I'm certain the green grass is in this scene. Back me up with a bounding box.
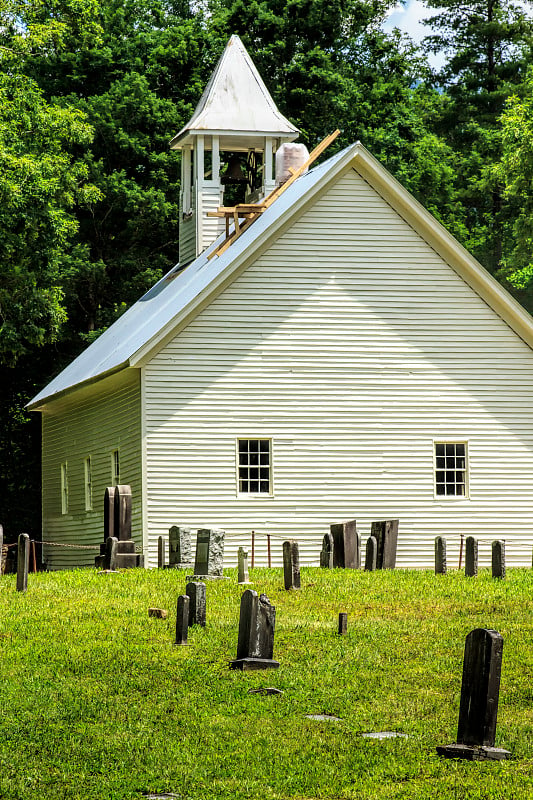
[1,567,533,799]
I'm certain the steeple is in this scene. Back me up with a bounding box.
[171,35,299,265]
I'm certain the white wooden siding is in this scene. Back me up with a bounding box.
[179,194,196,266]
[199,187,225,252]
[41,370,142,569]
[143,167,533,569]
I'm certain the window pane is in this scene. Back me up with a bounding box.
[239,440,248,453]
[260,481,270,492]
[250,452,259,465]
[260,440,269,452]
[435,444,445,457]
[250,440,259,452]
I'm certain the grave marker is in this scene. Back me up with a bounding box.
[435,536,447,575]
[113,485,132,540]
[365,536,377,571]
[330,520,360,568]
[230,589,279,670]
[169,526,192,569]
[237,547,250,584]
[283,540,300,590]
[175,595,190,645]
[104,536,118,571]
[193,528,225,577]
[320,532,334,568]
[104,486,116,539]
[465,536,478,577]
[16,533,30,592]
[157,536,165,569]
[370,520,399,569]
[338,612,348,635]
[186,581,206,627]
[0,524,3,575]
[437,628,510,760]
[492,540,505,579]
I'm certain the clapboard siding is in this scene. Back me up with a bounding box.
[143,167,533,569]
[41,370,142,569]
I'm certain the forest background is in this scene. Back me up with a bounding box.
[0,0,532,540]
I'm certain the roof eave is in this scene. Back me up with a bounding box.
[27,359,131,411]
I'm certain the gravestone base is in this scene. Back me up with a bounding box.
[186,574,228,582]
[436,744,510,761]
[229,657,280,671]
[164,563,193,571]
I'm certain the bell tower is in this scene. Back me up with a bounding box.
[170,35,299,265]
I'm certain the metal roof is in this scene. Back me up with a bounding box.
[170,35,299,149]
[28,145,355,409]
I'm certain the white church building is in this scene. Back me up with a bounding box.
[29,36,533,570]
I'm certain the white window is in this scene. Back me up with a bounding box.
[111,449,120,485]
[237,439,271,494]
[84,456,92,511]
[61,462,69,514]
[435,442,468,497]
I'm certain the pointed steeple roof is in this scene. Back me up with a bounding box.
[170,35,299,149]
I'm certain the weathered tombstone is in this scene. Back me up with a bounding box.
[492,540,505,579]
[364,535,377,571]
[465,536,478,577]
[186,581,206,627]
[175,595,190,645]
[104,486,116,539]
[113,484,132,540]
[437,628,510,760]
[370,520,399,569]
[435,536,447,575]
[237,546,250,584]
[330,520,360,569]
[283,539,301,590]
[168,526,192,569]
[193,528,225,577]
[338,612,348,635]
[157,536,165,569]
[16,533,30,592]
[104,536,118,571]
[230,589,279,670]
[320,532,334,568]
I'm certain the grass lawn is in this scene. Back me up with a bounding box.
[1,566,533,799]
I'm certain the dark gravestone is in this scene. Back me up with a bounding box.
[193,528,225,577]
[104,486,116,539]
[465,536,478,577]
[364,536,377,571]
[0,524,3,575]
[435,536,447,575]
[175,595,190,645]
[370,520,399,569]
[97,486,142,569]
[492,540,506,579]
[320,532,334,568]
[230,589,279,670]
[237,546,250,584]
[104,537,118,571]
[186,581,206,627]
[168,526,192,569]
[157,536,165,569]
[283,540,300,590]
[437,628,510,760]
[16,533,30,592]
[113,485,132,541]
[330,521,360,568]
[338,612,348,635]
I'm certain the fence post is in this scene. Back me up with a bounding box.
[458,534,464,570]
[267,534,271,568]
[251,530,255,569]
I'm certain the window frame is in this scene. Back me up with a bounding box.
[433,440,469,499]
[236,438,273,497]
[60,461,69,515]
[84,456,93,511]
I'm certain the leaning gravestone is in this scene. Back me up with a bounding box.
[364,536,377,571]
[96,486,143,569]
[320,532,334,568]
[437,628,510,760]
[465,536,478,577]
[370,520,399,569]
[230,589,279,670]
[16,533,30,593]
[435,536,447,575]
[492,540,505,579]
[168,526,193,570]
[186,581,206,627]
[238,546,250,584]
[330,521,360,568]
[175,595,190,646]
[191,528,225,578]
[283,540,300,590]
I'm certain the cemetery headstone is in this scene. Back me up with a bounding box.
[158,536,165,569]
[338,612,348,635]
[320,532,334,568]
[283,540,301,590]
[175,595,190,645]
[16,533,30,592]
[238,546,250,584]
[96,485,143,569]
[168,526,192,569]
[113,485,132,540]
[230,589,279,670]
[104,486,116,539]
[370,520,399,569]
[186,581,206,627]
[364,536,377,571]
[492,540,505,579]
[104,536,118,571]
[192,528,225,577]
[437,628,510,760]
[465,536,478,577]
[435,536,447,575]
[330,520,360,568]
